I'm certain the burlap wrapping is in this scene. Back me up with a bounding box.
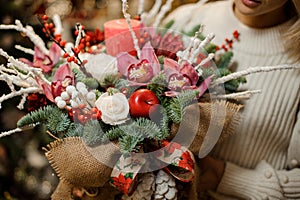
[45,100,242,200]
[44,137,121,199]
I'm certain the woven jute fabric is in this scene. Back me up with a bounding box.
[44,137,121,199]
[45,100,242,199]
[170,100,242,155]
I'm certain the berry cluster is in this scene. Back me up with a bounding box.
[216,30,240,52]
[54,82,101,124]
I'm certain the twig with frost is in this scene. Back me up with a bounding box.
[141,0,162,25]
[53,14,63,35]
[138,0,145,15]
[153,0,174,27]
[0,20,49,55]
[122,0,141,59]
[211,64,300,87]
[0,48,50,85]
[14,45,35,55]
[0,126,36,138]
[188,33,215,63]
[75,23,85,48]
[17,93,28,110]
[214,90,261,100]
[0,87,42,107]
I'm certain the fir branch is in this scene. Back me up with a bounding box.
[82,120,105,145]
[167,90,198,123]
[100,74,120,89]
[158,109,171,140]
[215,51,233,69]
[102,127,123,141]
[147,72,166,100]
[119,135,142,154]
[17,105,73,137]
[72,68,99,89]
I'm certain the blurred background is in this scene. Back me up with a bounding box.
[0,0,200,199]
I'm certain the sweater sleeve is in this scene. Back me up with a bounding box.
[217,161,284,200]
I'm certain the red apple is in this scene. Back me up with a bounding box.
[129,89,160,118]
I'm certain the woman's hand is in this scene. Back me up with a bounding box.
[198,156,225,192]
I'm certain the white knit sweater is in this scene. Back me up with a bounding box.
[164,1,300,199]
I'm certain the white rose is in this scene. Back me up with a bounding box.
[95,92,129,125]
[83,53,118,82]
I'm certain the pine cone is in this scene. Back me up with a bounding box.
[122,172,155,200]
[153,170,178,200]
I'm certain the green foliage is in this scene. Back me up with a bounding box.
[72,68,99,89]
[147,72,166,101]
[100,74,120,89]
[102,118,161,153]
[167,90,198,123]
[17,105,73,137]
[215,51,234,69]
[160,20,175,35]
[81,120,105,145]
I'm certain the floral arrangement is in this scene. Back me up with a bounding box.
[0,0,297,199]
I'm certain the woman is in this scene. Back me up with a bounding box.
[164,0,300,199]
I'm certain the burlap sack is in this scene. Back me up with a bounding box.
[44,137,121,199]
[45,100,242,200]
[170,100,242,155]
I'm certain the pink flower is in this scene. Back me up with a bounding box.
[117,42,160,84]
[163,57,212,97]
[37,63,74,102]
[20,43,61,73]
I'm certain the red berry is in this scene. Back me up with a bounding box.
[42,15,48,21]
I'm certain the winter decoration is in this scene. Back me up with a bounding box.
[0,0,299,199]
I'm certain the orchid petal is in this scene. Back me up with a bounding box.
[197,76,213,97]
[53,63,74,83]
[35,78,54,102]
[49,43,61,65]
[163,57,180,78]
[180,61,199,85]
[117,52,139,76]
[140,42,160,75]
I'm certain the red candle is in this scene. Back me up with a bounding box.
[104,19,142,57]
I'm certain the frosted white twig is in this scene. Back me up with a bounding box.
[0,126,36,138]
[138,0,145,15]
[0,87,42,106]
[0,20,49,55]
[53,14,63,35]
[214,90,261,100]
[0,128,24,138]
[75,23,85,48]
[17,93,28,110]
[14,45,35,55]
[153,0,174,27]
[0,48,51,85]
[141,0,162,25]
[122,0,141,59]
[211,64,300,87]
[188,33,214,63]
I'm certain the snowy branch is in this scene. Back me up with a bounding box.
[0,20,49,55]
[122,0,141,59]
[211,64,300,87]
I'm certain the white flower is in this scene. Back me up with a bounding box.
[83,53,118,82]
[95,92,129,125]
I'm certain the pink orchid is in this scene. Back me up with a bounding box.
[117,42,160,84]
[37,63,74,102]
[20,43,61,73]
[163,57,212,97]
